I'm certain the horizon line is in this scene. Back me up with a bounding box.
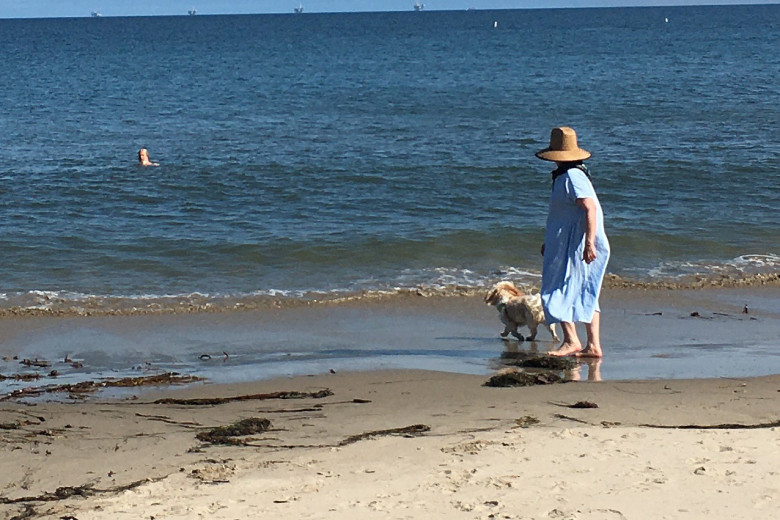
[1,2,778,20]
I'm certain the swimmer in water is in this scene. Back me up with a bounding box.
[138,148,159,166]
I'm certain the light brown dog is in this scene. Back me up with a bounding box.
[484,281,559,342]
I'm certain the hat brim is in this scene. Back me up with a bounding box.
[535,148,591,162]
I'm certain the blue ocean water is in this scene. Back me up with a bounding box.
[1,5,778,313]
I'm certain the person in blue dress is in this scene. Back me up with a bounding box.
[536,127,610,358]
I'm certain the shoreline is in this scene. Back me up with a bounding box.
[0,271,777,318]
[2,369,779,519]
[2,284,779,396]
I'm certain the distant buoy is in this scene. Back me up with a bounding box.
[493,21,498,28]
[665,17,669,23]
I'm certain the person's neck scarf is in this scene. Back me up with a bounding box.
[551,162,590,189]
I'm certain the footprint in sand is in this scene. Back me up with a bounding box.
[548,508,627,519]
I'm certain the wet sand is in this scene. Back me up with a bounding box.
[1,285,779,388]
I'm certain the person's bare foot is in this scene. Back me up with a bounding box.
[574,345,603,358]
[548,342,582,357]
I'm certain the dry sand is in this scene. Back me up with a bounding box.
[2,369,779,520]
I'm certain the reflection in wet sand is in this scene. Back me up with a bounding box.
[566,359,602,382]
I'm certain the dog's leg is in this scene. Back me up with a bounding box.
[520,306,537,341]
[510,324,525,341]
[503,327,524,341]
[526,323,538,341]
[500,310,516,339]
[547,323,559,342]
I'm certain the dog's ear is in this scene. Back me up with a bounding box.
[484,288,498,305]
[509,285,524,298]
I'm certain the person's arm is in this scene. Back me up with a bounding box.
[576,197,598,263]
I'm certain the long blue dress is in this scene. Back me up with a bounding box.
[541,167,610,324]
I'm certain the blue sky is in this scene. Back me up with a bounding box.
[0,0,775,18]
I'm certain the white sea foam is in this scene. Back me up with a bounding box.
[733,254,779,269]
[636,253,779,281]
[0,253,776,317]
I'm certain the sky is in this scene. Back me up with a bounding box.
[0,0,776,18]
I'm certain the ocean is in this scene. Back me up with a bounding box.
[0,5,778,389]
[1,4,778,313]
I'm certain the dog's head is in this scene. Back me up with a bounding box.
[484,281,525,306]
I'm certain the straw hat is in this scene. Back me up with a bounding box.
[535,126,591,162]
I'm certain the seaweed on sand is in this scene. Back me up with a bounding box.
[0,479,162,508]
[0,372,202,401]
[0,373,42,382]
[338,424,430,446]
[196,418,272,445]
[571,400,599,409]
[154,389,333,405]
[20,359,51,368]
[642,419,780,430]
[484,370,565,387]
[514,416,540,428]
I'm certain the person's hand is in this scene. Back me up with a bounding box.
[583,241,597,263]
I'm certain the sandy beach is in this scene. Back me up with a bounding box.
[2,369,779,520]
[1,284,779,519]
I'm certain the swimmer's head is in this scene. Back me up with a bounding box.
[138,148,159,166]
